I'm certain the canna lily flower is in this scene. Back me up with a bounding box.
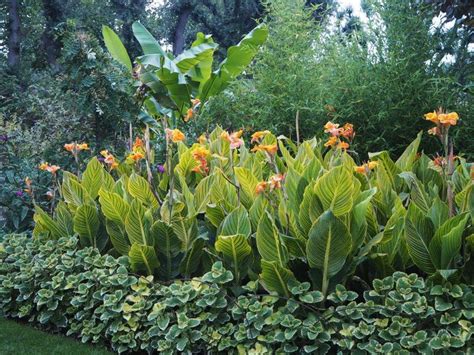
[192,161,209,175]
[165,128,185,143]
[64,143,75,152]
[132,137,144,151]
[251,130,271,143]
[255,181,268,194]
[324,136,338,147]
[341,123,355,140]
[128,151,145,162]
[191,98,201,107]
[439,112,459,126]
[46,165,61,174]
[100,149,109,157]
[64,142,89,153]
[324,121,341,136]
[192,146,210,161]
[103,152,119,170]
[428,127,440,136]
[184,108,194,122]
[269,174,284,191]
[251,144,278,155]
[337,141,349,150]
[221,130,244,149]
[77,143,89,150]
[354,161,378,174]
[424,111,439,123]
[39,162,49,171]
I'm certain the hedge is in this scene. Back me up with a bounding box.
[1,234,474,354]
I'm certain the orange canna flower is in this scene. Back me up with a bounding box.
[428,127,440,136]
[191,98,201,107]
[439,112,459,126]
[64,143,75,152]
[220,131,230,141]
[251,130,271,143]
[367,161,378,170]
[255,181,268,194]
[222,130,244,149]
[24,177,32,187]
[128,151,145,162]
[324,136,338,147]
[103,153,119,170]
[192,161,209,175]
[46,165,60,174]
[354,161,377,174]
[269,174,284,191]
[39,162,49,171]
[341,123,355,139]
[424,111,439,123]
[133,137,144,151]
[252,144,278,155]
[165,128,185,143]
[192,146,210,161]
[337,141,350,150]
[100,149,109,157]
[324,121,341,136]
[184,108,194,122]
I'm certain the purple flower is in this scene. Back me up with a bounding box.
[97,156,105,163]
[157,164,165,174]
[15,190,24,197]
[0,134,8,142]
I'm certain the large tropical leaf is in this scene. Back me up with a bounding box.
[194,175,214,214]
[256,212,288,266]
[125,200,153,246]
[175,42,218,77]
[234,167,259,209]
[351,188,377,251]
[129,242,160,275]
[73,204,100,248]
[199,24,268,101]
[102,25,132,71]
[405,203,436,274]
[298,181,322,237]
[215,234,252,281]
[62,173,93,208]
[81,157,104,200]
[128,173,158,208]
[106,220,130,255]
[33,206,67,239]
[98,189,130,224]
[429,213,469,270]
[306,211,352,295]
[179,238,205,276]
[151,220,182,279]
[395,131,422,171]
[132,21,166,56]
[259,260,296,297]
[399,172,432,214]
[219,205,251,237]
[314,166,354,216]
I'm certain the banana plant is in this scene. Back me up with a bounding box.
[102,21,268,124]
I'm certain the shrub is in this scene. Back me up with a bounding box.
[1,234,474,353]
[31,119,474,295]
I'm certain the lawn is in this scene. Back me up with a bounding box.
[0,318,113,355]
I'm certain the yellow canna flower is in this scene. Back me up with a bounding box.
[165,128,185,143]
[128,151,145,162]
[251,130,271,143]
[354,161,377,175]
[192,146,210,161]
[251,144,278,155]
[184,108,194,122]
[132,137,144,151]
[439,112,459,126]
[324,136,338,147]
[337,141,349,150]
[39,162,49,171]
[424,111,439,123]
[198,134,207,145]
[255,181,268,194]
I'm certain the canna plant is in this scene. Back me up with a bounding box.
[32,114,473,297]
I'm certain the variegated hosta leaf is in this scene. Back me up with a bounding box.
[256,212,288,267]
[234,167,259,209]
[128,173,158,209]
[429,213,469,270]
[314,166,354,217]
[128,242,160,275]
[219,205,251,237]
[73,204,100,248]
[215,234,252,281]
[259,260,296,297]
[405,203,435,274]
[125,200,153,246]
[306,211,352,293]
[98,189,130,224]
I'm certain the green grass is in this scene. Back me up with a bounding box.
[0,318,113,355]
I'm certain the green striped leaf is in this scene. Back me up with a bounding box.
[125,200,153,246]
[259,260,296,297]
[129,243,159,275]
[98,189,130,224]
[73,205,100,248]
[128,173,158,208]
[314,166,354,216]
[82,157,104,200]
[215,234,252,281]
[219,205,251,237]
[256,212,288,266]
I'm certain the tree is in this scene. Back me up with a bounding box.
[6,0,21,73]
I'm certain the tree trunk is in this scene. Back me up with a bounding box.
[7,0,21,73]
[41,0,62,71]
[173,7,192,55]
